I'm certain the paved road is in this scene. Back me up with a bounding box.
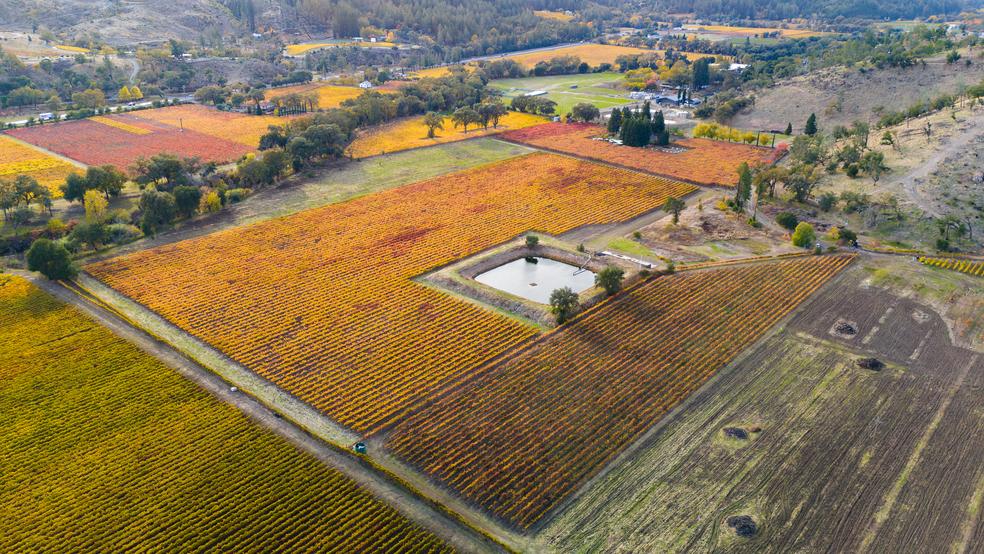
[8,101,155,126]
[122,57,140,83]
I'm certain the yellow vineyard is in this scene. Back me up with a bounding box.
[503,44,706,68]
[0,277,454,553]
[91,116,152,135]
[345,111,549,158]
[129,105,283,148]
[0,136,80,197]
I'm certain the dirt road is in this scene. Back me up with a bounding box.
[884,114,984,217]
[13,271,508,554]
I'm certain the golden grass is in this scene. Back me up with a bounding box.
[345,111,549,158]
[411,65,476,79]
[501,44,706,68]
[534,10,573,20]
[312,85,372,108]
[286,42,397,55]
[264,83,324,98]
[266,84,385,109]
[683,25,822,38]
[56,45,90,52]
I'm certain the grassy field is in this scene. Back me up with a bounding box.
[0,276,454,553]
[538,259,984,552]
[61,139,534,259]
[534,10,573,20]
[489,73,632,114]
[683,24,823,38]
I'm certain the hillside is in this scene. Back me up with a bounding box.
[731,53,984,133]
[0,0,241,45]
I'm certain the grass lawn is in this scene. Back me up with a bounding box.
[729,37,781,45]
[605,237,655,258]
[490,73,632,115]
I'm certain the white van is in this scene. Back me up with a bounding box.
[39,113,54,122]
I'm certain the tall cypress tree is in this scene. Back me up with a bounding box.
[652,110,665,136]
[805,113,817,136]
[736,162,752,207]
[607,108,622,135]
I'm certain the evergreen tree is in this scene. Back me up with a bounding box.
[607,108,622,135]
[652,110,665,136]
[805,113,817,136]
[642,100,651,120]
[692,58,711,89]
[784,122,792,135]
[736,162,752,207]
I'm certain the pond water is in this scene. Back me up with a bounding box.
[474,256,595,304]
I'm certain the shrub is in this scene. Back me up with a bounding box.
[632,231,642,239]
[846,164,859,178]
[107,223,141,245]
[791,222,816,247]
[526,235,539,249]
[26,238,78,280]
[576,243,585,252]
[775,211,798,230]
[837,228,858,244]
[937,238,950,251]
[818,191,837,212]
[595,265,626,296]
[103,209,133,225]
[227,188,251,203]
[665,261,676,273]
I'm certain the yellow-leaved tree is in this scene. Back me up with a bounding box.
[129,86,143,100]
[84,190,108,220]
[118,86,131,102]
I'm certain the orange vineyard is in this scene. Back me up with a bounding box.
[87,153,698,433]
[501,122,771,187]
[386,255,855,529]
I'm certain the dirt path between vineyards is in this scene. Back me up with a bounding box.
[12,270,510,554]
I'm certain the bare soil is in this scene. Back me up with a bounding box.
[732,53,984,133]
[636,198,799,263]
[538,256,984,553]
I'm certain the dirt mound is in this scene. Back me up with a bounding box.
[723,427,748,440]
[836,323,856,335]
[640,199,757,247]
[857,358,885,371]
[726,515,758,538]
